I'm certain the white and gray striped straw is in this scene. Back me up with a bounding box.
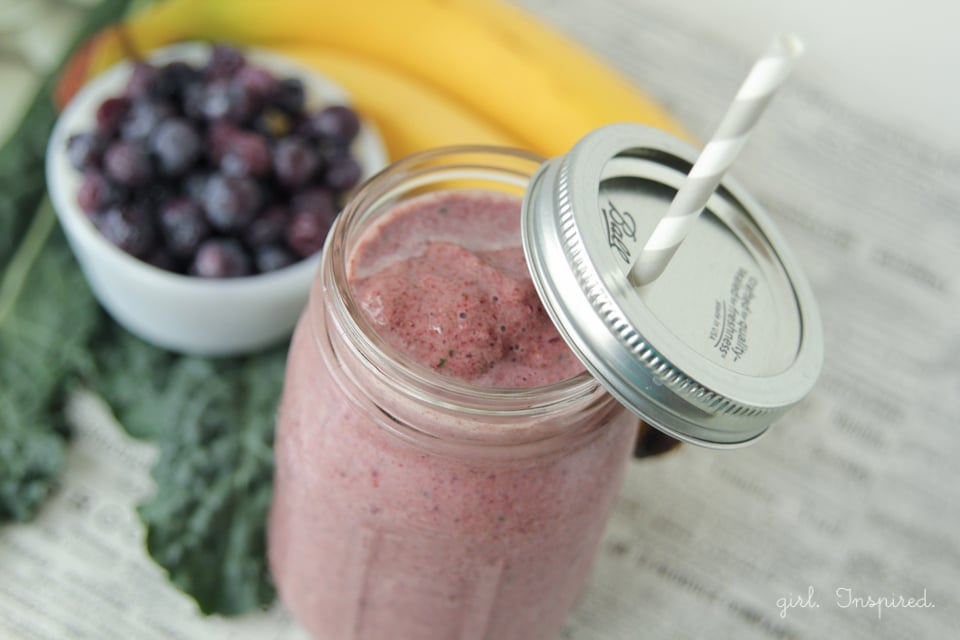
[630,34,805,287]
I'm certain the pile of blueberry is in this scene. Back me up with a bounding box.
[65,44,364,278]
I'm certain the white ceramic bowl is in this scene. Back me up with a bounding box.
[47,42,388,356]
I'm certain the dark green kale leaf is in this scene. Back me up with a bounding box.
[1,0,285,614]
[94,327,286,615]
[0,204,101,522]
[0,107,54,262]
[0,61,58,261]
[0,0,133,257]
[0,0,134,523]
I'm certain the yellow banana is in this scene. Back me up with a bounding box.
[276,45,524,158]
[72,0,688,158]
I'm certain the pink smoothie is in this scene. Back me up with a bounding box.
[269,190,637,640]
[349,191,584,387]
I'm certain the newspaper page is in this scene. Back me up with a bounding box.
[2,1,958,639]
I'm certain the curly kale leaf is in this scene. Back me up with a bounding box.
[0,0,134,524]
[0,419,67,523]
[94,327,286,614]
[0,0,133,255]
[0,0,285,614]
[0,204,100,522]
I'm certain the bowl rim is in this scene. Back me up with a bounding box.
[46,40,389,293]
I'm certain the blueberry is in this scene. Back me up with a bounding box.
[268,77,305,115]
[234,63,277,101]
[202,173,262,231]
[206,122,241,165]
[182,81,207,120]
[219,129,272,177]
[121,97,175,141]
[95,203,156,258]
[273,137,319,188]
[76,170,121,214]
[183,171,211,202]
[125,62,160,99]
[153,61,203,100]
[309,105,360,144]
[253,244,296,273]
[324,155,363,192]
[180,170,211,203]
[103,139,153,187]
[145,249,180,273]
[286,210,332,258]
[198,79,255,123]
[191,238,252,278]
[290,187,335,218]
[159,198,210,258]
[95,96,130,135]
[244,205,288,246]
[66,132,105,171]
[206,44,246,79]
[150,118,202,176]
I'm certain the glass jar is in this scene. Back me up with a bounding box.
[268,147,639,640]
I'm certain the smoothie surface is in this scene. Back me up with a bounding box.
[349,190,585,387]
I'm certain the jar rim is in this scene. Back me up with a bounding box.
[319,145,603,421]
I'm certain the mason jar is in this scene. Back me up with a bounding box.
[268,147,640,640]
[269,123,823,639]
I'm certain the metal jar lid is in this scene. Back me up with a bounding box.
[522,123,822,448]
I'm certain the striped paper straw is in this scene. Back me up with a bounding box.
[630,34,805,286]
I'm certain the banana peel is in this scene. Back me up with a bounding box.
[56,0,690,159]
[274,46,524,160]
